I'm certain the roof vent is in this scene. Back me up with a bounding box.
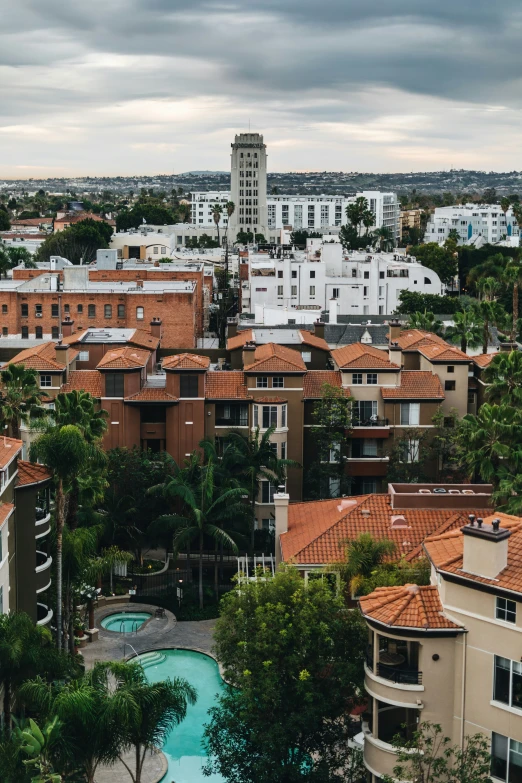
[361,508,371,518]
[337,498,356,513]
[391,515,408,529]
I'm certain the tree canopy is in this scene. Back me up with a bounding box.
[35,219,113,264]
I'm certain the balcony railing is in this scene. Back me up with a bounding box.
[349,448,387,459]
[376,663,422,685]
[353,417,389,427]
[216,417,248,427]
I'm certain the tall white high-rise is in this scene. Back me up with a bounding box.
[229,133,268,238]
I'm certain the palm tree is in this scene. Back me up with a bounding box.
[501,258,522,341]
[407,310,443,335]
[343,533,396,596]
[373,226,394,251]
[103,661,196,783]
[151,458,245,608]
[458,404,522,486]
[225,427,300,547]
[468,255,505,296]
[212,204,223,247]
[473,299,505,354]
[0,363,45,439]
[362,210,374,237]
[485,351,522,405]
[445,309,482,354]
[30,426,99,650]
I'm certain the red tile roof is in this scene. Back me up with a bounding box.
[227,330,253,350]
[395,330,447,350]
[299,330,329,351]
[0,437,23,469]
[424,514,522,595]
[7,343,65,371]
[97,347,150,369]
[205,371,251,399]
[162,353,211,370]
[247,343,306,372]
[253,396,287,403]
[128,329,161,350]
[471,352,496,368]
[281,493,491,565]
[0,503,14,526]
[303,371,351,398]
[125,388,178,402]
[61,370,103,397]
[381,371,445,400]
[418,343,470,362]
[331,343,400,370]
[17,460,52,486]
[359,584,462,630]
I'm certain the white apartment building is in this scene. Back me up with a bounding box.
[425,204,520,246]
[241,239,443,316]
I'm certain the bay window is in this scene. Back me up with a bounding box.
[494,656,522,710]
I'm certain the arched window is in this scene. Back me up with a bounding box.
[424,277,432,285]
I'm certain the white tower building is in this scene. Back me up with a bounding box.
[229,133,268,239]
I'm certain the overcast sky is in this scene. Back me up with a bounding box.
[2,0,522,177]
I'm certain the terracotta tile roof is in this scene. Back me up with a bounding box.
[61,370,103,397]
[0,437,23,469]
[281,493,491,565]
[359,584,463,630]
[125,388,178,402]
[162,353,210,370]
[205,371,251,399]
[303,370,351,398]
[17,460,52,486]
[96,347,150,370]
[60,331,87,345]
[7,343,64,371]
[247,343,307,373]
[424,514,522,595]
[0,503,14,526]
[299,330,329,351]
[381,371,445,400]
[418,343,470,362]
[253,396,288,403]
[471,352,496,368]
[395,330,447,350]
[227,330,253,350]
[128,329,161,350]
[331,343,400,370]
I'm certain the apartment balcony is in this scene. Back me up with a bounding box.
[363,702,421,779]
[348,448,389,462]
[36,602,53,626]
[35,549,52,592]
[35,506,51,539]
[365,647,424,698]
[351,418,390,439]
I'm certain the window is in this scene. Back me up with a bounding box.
[2,328,8,337]
[379,271,385,279]
[35,304,42,315]
[40,375,52,387]
[216,404,248,427]
[77,304,83,313]
[51,304,59,317]
[262,406,277,428]
[494,656,522,709]
[445,380,456,391]
[273,377,284,388]
[180,375,199,397]
[1,305,6,314]
[497,597,517,624]
[277,270,283,278]
[309,286,315,296]
[491,733,522,783]
[21,304,28,317]
[277,285,283,296]
[302,351,311,363]
[64,304,70,313]
[256,376,268,388]
[88,304,96,318]
[282,404,287,427]
[364,271,370,279]
[362,439,378,457]
[261,481,275,504]
[379,286,384,297]
[51,326,59,339]
[352,373,363,385]
[400,403,420,425]
[104,304,112,319]
[400,439,420,463]
[447,365,455,373]
[363,286,369,296]
[424,277,432,284]
[291,270,297,279]
[332,288,339,298]
[136,307,144,320]
[310,270,315,279]
[35,326,42,339]
[354,400,377,424]
[105,373,124,397]
[329,445,340,463]
[281,442,286,460]
[351,268,357,278]
[367,373,378,385]
[291,286,297,296]
[118,305,125,318]
[21,326,29,338]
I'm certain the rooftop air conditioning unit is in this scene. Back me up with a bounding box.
[35,313,42,318]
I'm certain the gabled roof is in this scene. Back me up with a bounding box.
[60,331,88,345]
[128,329,161,351]
[331,343,400,370]
[97,347,150,370]
[17,460,52,486]
[303,370,351,398]
[0,437,23,469]
[7,343,66,371]
[281,493,491,565]
[162,353,211,370]
[227,329,253,350]
[471,352,496,368]
[125,388,178,403]
[418,343,470,363]
[424,514,522,595]
[298,330,329,351]
[246,343,307,373]
[205,371,251,400]
[61,370,103,397]
[359,584,463,631]
[395,330,447,350]
[381,371,445,400]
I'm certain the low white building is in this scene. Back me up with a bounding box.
[241,239,443,317]
[425,204,520,246]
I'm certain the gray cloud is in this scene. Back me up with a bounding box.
[1,0,522,175]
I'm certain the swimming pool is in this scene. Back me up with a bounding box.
[100,611,151,633]
[137,648,224,783]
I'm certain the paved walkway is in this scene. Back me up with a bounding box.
[96,748,167,783]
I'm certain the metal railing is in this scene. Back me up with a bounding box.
[376,663,423,685]
[352,417,389,427]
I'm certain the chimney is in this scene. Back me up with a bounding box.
[150,318,163,339]
[314,319,325,339]
[61,316,75,337]
[54,342,70,374]
[227,318,238,338]
[242,341,257,368]
[462,517,511,579]
[274,489,290,566]
[329,298,338,325]
[388,318,401,342]
[136,279,144,289]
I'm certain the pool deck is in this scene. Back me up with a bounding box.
[95,748,167,783]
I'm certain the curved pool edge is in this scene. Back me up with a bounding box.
[127,645,226,682]
[100,610,153,634]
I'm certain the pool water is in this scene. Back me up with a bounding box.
[100,611,151,632]
[137,648,224,783]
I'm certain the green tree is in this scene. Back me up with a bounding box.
[501,258,522,341]
[383,721,492,783]
[473,299,505,354]
[0,363,45,439]
[396,290,463,315]
[212,203,223,246]
[342,533,396,596]
[373,226,394,251]
[17,716,62,783]
[204,567,367,783]
[386,428,430,483]
[306,383,353,499]
[458,403,522,486]
[485,350,522,405]
[35,219,113,264]
[2,247,37,270]
[0,209,11,230]
[116,203,176,231]
[409,242,458,285]
[447,228,460,243]
[445,309,482,353]
[289,229,322,247]
[407,310,443,334]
